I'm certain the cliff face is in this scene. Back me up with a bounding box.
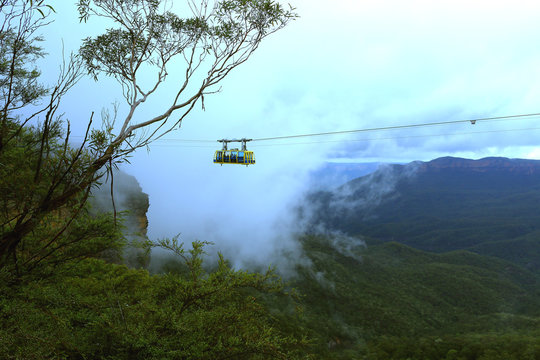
[91,171,149,234]
[90,170,150,267]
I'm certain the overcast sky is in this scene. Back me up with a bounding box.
[38,0,540,267]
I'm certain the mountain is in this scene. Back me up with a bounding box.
[305,157,540,272]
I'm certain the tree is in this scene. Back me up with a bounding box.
[0,122,127,276]
[0,240,310,359]
[0,0,296,268]
[1,0,48,151]
[0,0,95,270]
[76,0,296,158]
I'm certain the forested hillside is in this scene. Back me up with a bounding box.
[284,157,540,357]
[285,234,540,359]
[306,157,540,272]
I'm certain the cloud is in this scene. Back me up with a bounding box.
[525,148,540,160]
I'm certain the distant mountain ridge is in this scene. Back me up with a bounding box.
[306,156,540,272]
[418,156,540,174]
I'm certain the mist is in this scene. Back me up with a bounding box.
[328,163,420,215]
[125,140,334,272]
[124,140,415,274]
[34,0,540,273]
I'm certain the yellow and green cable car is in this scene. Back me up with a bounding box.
[213,139,255,166]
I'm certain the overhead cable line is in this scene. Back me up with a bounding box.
[151,126,540,148]
[72,111,540,144]
[156,138,215,143]
[250,112,540,142]
[251,126,540,147]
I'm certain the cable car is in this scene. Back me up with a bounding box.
[214,139,255,166]
[213,149,255,165]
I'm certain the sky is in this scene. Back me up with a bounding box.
[36,0,540,268]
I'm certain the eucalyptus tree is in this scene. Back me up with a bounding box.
[77,0,297,161]
[0,0,296,270]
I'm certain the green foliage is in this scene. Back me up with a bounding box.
[1,0,97,266]
[77,0,297,118]
[3,230,540,359]
[0,122,119,274]
[78,0,297,81]
[361,333,540,360]
[0,14,47,113]
[0,240,309,359]
[283,234,540,358]
[25,1,55,17]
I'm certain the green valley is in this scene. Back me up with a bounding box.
[286,234,540,358]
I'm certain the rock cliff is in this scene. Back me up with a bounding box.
[90,170,150,268]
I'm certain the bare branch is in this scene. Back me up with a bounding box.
[79,0,296,157]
